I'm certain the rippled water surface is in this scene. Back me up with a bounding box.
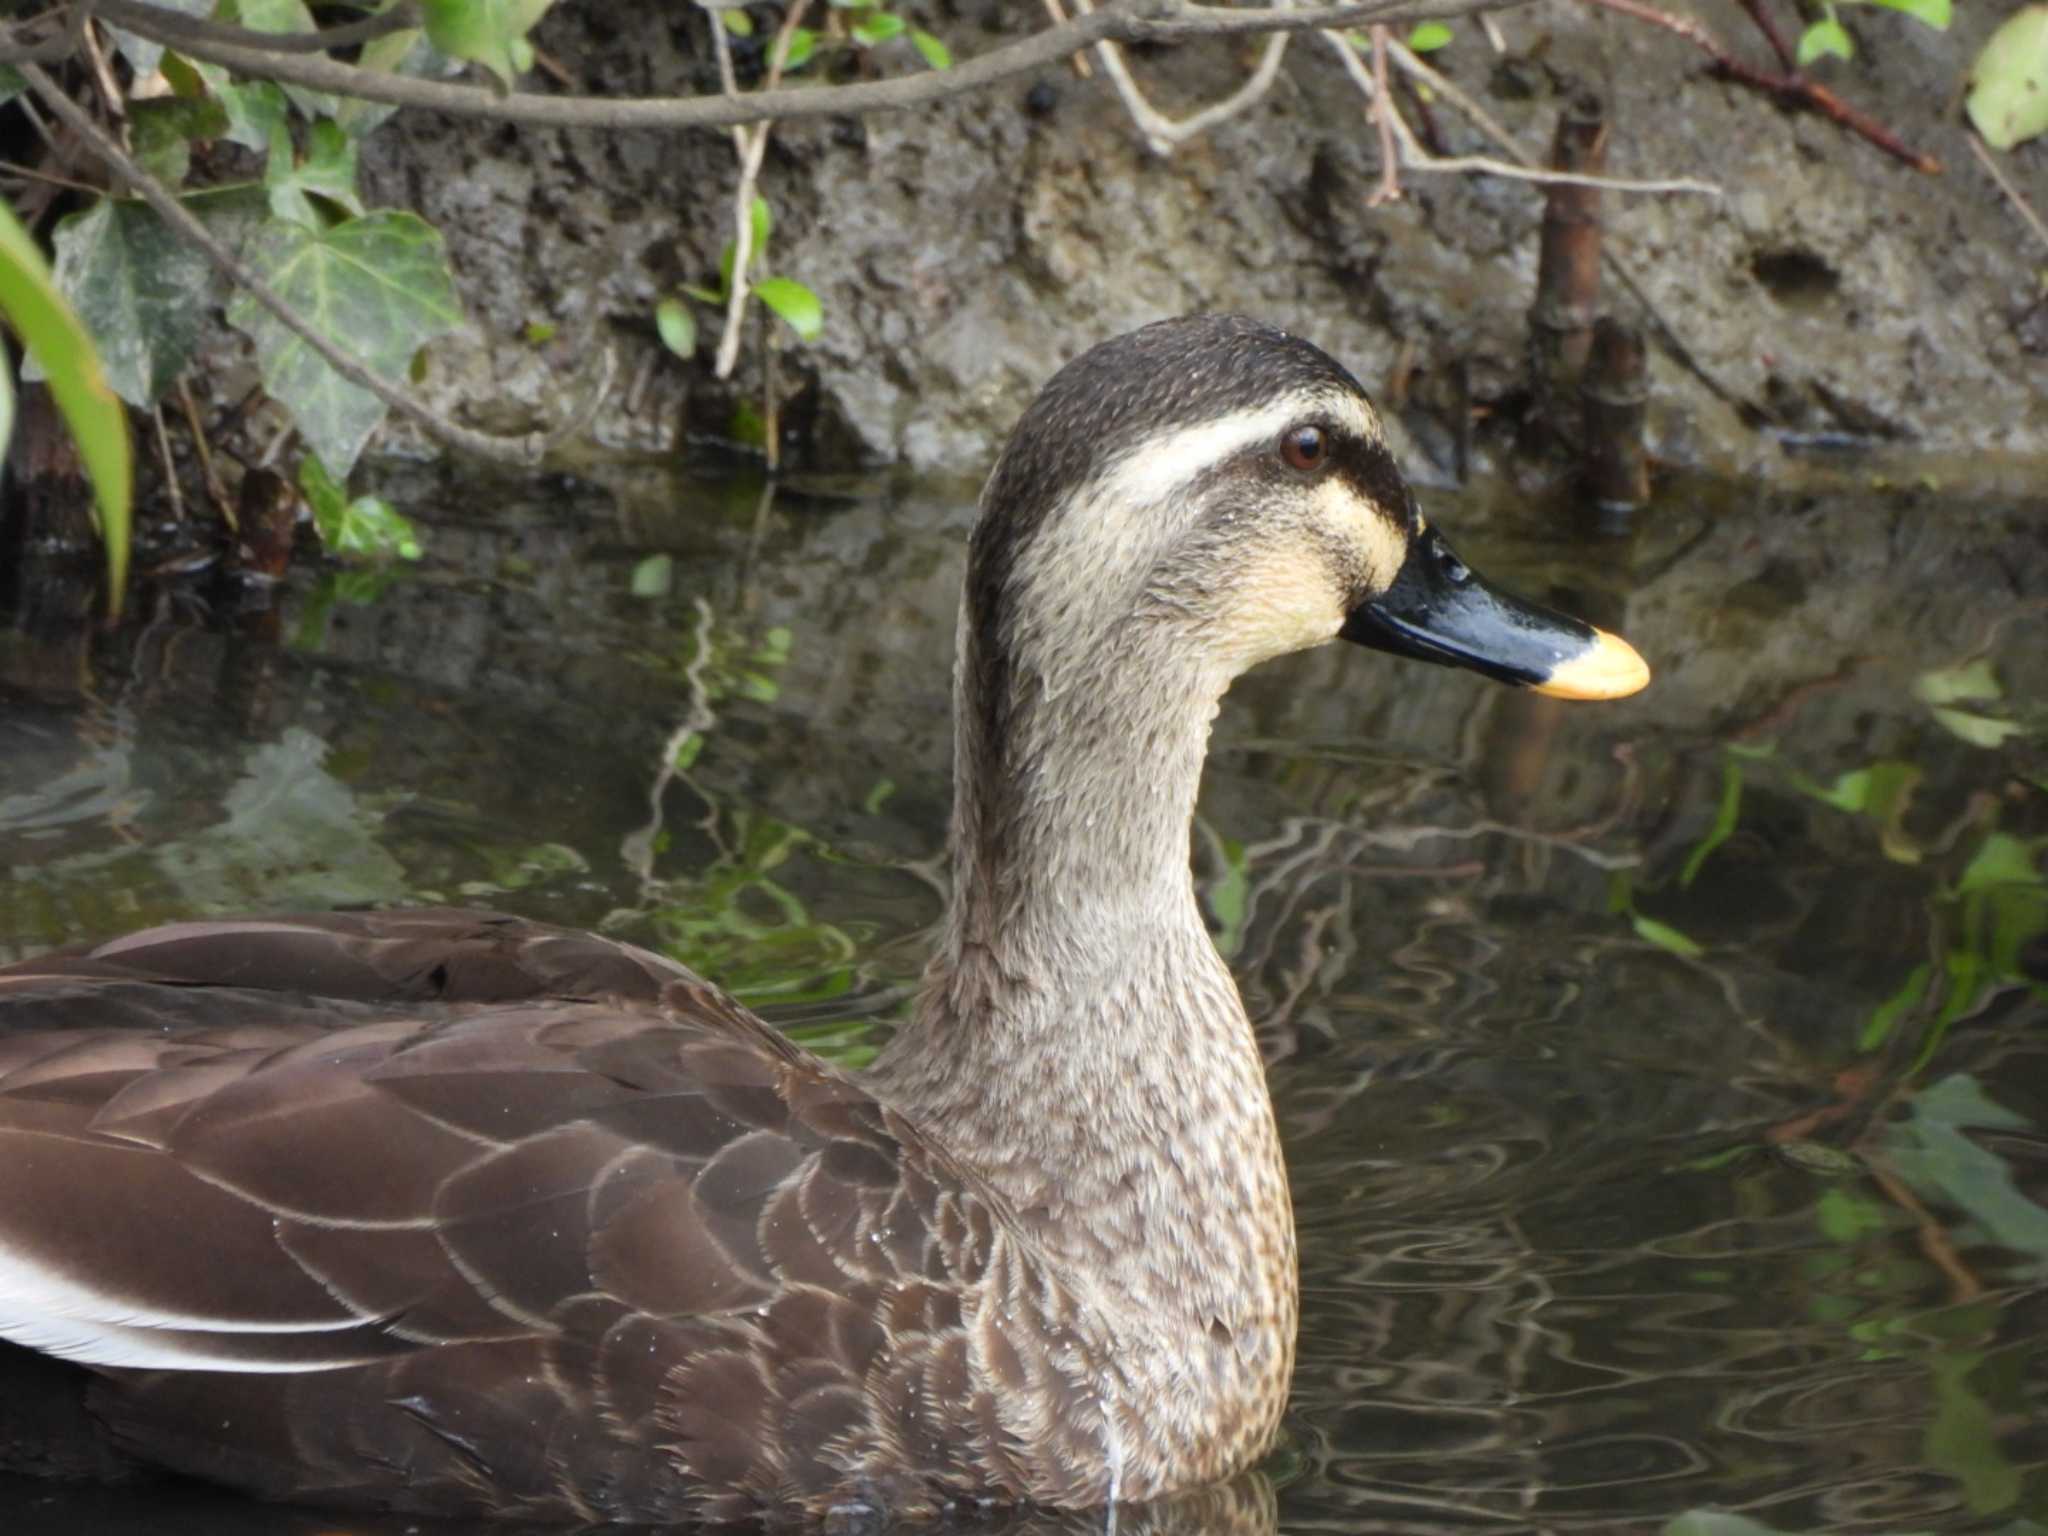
[1,461,2044,1536]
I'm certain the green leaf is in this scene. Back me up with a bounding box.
[333,26,445,138]
[1680,753,1744,887]
[0,65,22,107]
[1886,1073,2048,1270]
[909,28,953,69]
[106,0,212,77]
[1406,21,1453,51]
[655,296,696,358]
[129,95,232,185]
[749,194,773,255]
[1931,707,2027,749]
[630,552,674,597]
[1796,15,1854,65]
[298,454,423,560]
[266,118,366,228]
[1957,832,2042,894]
[1862,0,1950,29]
[420,0,554,89]
[718,197,774,294]
[37,199,211,406]
[851,11,907,46]
[782,27,819,69]
[1860,960,1930,1049]
[754,276,823,340]
[722,8,754,36]
[1633,914,1704,958]
[1967,6,2048,150]
[1915,656,2003,705]
[0,197,132,609]
[226,211,463,476]
[233,0,339,118]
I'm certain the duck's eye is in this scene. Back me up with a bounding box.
[1280,425,1327,474]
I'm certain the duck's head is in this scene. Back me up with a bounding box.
[968,314,1649,704]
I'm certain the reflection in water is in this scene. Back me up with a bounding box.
[0,463,2044,1534]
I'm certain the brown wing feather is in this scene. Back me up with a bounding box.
[0,911,1115,1523]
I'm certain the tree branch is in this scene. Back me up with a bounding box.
[15,58,541,466]
[93,0,1520,133]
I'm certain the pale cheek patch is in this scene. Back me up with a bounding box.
[1309,479,1406,594]
[1208,545,1347,668]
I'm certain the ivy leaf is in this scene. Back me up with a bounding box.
[754,276,823,340]
[233,0,339,119]
[421,0,554,90]
[334,27,447,137]
[655,296,696,357]
[226,211,463,476]
[0,198,131,609]
[1406,21,1453,51]
[1796,16,1854,65]
[1967,5,2048,150]
[909,28,952,69]
[299,454,424,560]
[266,118,365,228]
[36,199,211,406]
[129,95,231,185]
[106,0,212,77]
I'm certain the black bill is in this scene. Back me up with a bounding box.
[1341,524,1650,701]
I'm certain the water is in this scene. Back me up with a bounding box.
[0,461,2044,1535]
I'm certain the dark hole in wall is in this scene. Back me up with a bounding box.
[1750,248,1841,310]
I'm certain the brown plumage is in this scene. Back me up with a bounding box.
[0,317,1647,1525]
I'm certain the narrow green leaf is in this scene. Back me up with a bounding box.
[227,211,463,475]
[0,334,13,460]
[1862,0,1950,29]
[681,282,724,305]
[655,296,696,357]
[1860,961,1930,1049]
[1406,21,1453,51]
[1930,707,2027,749]
[754,276,822,340]
[1967,5,2048,150]
[851,11,907,46]
[0,198,132,609]
[1796,16,1854,65]
[1680,754,1744,888]
[782,27,819,69]
[1633,914,1705,958]
[750,195,773,256]
[909,28,953,69]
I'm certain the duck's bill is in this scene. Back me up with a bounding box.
[1340,526,1650,700]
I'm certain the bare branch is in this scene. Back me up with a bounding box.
[93,0,1520,133]
[1076,0,1291,156]
[14,59,540,466]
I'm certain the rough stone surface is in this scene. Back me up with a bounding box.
[356,2,2048,478]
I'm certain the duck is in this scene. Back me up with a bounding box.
[0,315,1648,1526]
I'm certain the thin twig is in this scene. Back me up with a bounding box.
[1076,0,1292,156]
[150,402,182,520]
[93,0,1519,132]
[711,0,811,381]
[1367,25,1400,204]
[16,60,540,466]
[1575,0,1939,172]
[1325,32,1721,195]
[1969,132,2048,254]
[1040,0,1094,77]
[175,378,235,526]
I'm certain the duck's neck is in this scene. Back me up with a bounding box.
[868,612,1296,1367]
